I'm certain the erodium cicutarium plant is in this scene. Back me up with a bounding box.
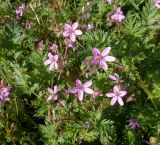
[1,0,160,144]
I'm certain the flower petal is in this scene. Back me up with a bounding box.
[118,15,125,22]
[113,86,119,93]
[70,88,78,93]
[100,60,108,71]
[111,15,117,21]
[111,97,117,105]
[44,59,52,65]
[49,62,54,70]
[109,74,118,81]
[54,85,58,94]
[106,93,115,97]
[92,48,100,56]
[63,31,70,37]
[74,30,82,35]
[53,55,58,61]
[84,88,94,94]
[104,56,116,62]
[76,80,82,86]
[48,88,54,94]
[83,81,92,88]
[64,24,71,30]
[48,52,53,58]
[119,91,127,97]
[47,95,53,101]
[72,22,78,30]
[78,90,84,101]
[70,33,76,42]
[54,62,58,70]
[54,95,58,100]
[101,47,111,56]
[118,97,124,106]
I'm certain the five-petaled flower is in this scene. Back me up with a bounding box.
[47,85,58,101]
[106,85,127,106]
[91,47,116,71]
[44,53,58,70]
[0,87,11,103]
[128,119,140,129]
[70,80,94,101]
[111,7,125,23]
[63,22,82,42]
[16,3,26,17]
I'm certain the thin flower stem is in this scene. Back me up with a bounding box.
[57,47,68,81]
[47,105,52,124]
[29,3,40,25]
[76,40,84,49]
[14,95,19,116]
[117,23,120,35]
[64,47,68,59]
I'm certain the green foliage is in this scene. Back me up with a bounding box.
[0,0,160,144]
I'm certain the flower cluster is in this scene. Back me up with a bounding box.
[43,3,126,104]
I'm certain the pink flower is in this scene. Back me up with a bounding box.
[16,3,25,17]
[0,87,11,103]
[86,23,94,31]
[47,85,58,101]
[91,47,116,71]
[111,7,125,23]
[92,91,103,99]
[128,119,140,129]
[63,22,82,42]
[44,53,58,70]
[109,73,120,82]
[106,86,127,106]
[49,43,58,52]
[70,80,94,101]
[155,0,160,8]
